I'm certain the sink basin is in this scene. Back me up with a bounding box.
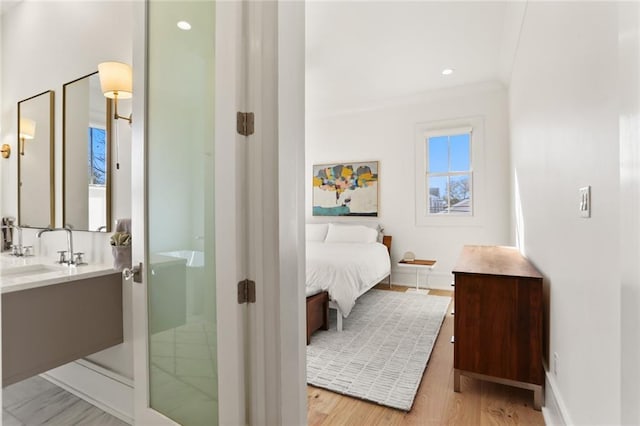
[0,264,63,278]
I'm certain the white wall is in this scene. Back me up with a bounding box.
[306,82,511,288]
[509,3,620,424]
[618,2,640,425]
[1,1,133,378]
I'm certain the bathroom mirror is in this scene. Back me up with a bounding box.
[17,90,55,228]
[63,72,112,232]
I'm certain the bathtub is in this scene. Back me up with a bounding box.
[158,250,204,267]
[157,250,206,318]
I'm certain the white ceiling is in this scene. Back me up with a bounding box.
[306,1,521,115]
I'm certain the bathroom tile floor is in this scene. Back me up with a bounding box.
[2,376,128,426]
[148,319,218,425]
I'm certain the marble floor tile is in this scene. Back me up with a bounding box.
[180,376,217,399]
[2,376,59,408]
[150,376,201,414]
[175,330,208,344]
[3,376,128,426]
[150,328,175,343]
[175,357,215,378]
[6,386,85,424]
[151,356,177,374]
[2,410,24,426]
[163,394,216,426]
[64,405,129,426]
[150,339,176,357]
[176,343,211,360]
[176,321,205,332]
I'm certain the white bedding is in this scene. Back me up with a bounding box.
[306,241,391,317]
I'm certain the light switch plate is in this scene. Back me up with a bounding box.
[579,186,591,218]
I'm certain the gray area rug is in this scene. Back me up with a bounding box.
[306,289,451,411]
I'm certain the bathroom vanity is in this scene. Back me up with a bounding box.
[0,256,123,387]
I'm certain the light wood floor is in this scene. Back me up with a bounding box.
[307,285,545,426]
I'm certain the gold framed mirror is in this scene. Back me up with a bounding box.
[17,90,55,228]
[63,72,112,232]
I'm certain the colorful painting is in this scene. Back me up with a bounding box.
[312,161,379,217]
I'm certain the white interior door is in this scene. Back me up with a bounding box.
[130,1,247,424]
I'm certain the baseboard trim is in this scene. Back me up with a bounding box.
[41,360,134,425]
[542,371,573,426]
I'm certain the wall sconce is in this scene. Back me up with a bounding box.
[19,118,36,156]
[1,144,10,158]
[98,61,132,124]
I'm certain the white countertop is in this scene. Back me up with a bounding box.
[0,254,119,294]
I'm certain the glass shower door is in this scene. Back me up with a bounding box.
[147,2,217,424]
[132,1,247,424]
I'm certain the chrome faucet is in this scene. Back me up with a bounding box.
[37,227,75,265]
[1,224,25,256]
[11,224,23,253]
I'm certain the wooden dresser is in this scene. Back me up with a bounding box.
[452,245,544,410]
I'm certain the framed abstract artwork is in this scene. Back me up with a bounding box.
[312,161,379,217]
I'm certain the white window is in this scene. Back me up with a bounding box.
[425,127,472,216]
[415,119,483,227]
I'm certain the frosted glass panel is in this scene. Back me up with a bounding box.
[147,2,217,424]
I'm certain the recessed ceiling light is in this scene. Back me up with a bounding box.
[177,21,192,31]
[441,68,454,76]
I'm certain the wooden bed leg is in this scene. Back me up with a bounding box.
[307,291,330,345]
[383,236,392,289]
[322,295,329,330]
[337,312,343,332]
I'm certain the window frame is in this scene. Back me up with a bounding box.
[88,126,107,186]
[415,117,484,227]
[425,126,473,216]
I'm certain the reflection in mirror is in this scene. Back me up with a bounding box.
[63,72,112,232]
[18,90,54,228]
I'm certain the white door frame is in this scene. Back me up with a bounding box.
[245,1,307,425]
[275,2,307,424]
[214,1,250,424]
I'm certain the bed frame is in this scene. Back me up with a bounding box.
[306,235,392,345]
[306,291,329,345]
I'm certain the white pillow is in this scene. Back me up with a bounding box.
[306,223,329,242]
[324,223,378,244]
[346,221,384,242]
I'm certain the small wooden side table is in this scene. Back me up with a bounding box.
[397,259,436,294]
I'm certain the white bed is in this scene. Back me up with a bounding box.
[306,223,391,332]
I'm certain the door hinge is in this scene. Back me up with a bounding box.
[237,279,256,304]
[237,112,255,136]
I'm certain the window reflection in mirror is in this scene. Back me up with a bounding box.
[63,72,112,232]
[17,90,55,228]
